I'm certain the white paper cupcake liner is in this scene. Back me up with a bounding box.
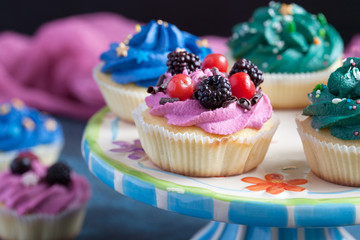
[93,64,148,123]
[0,140,63,172]
[0,204,87,240]
[261,58,342,109]
[133,103,279,177]
[296,117,360,186]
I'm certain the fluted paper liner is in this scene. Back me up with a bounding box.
[0,204,87,240]
[133,103,279,177]
[93,64,148,123]
[262,58,342,109]
[296,116,360,187]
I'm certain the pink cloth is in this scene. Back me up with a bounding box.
[344,35,360,58]
[0,13,227,119]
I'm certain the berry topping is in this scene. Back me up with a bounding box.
[166,74,194,101]
[202,53,228,73]
[195,75,232,110]
[45,163,71,187]
[228,72,255,99]
[10,154,33,175]
[166,51,201,75]
[229,58,264,87]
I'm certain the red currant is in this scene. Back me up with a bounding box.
[228,72,255,99]
[166,74,194,101]
[202,53,228,73]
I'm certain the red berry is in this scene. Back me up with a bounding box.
[228,72,255,99]
[202,53,228,73]
[166,74,194,101]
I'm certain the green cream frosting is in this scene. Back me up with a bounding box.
[303,58,360,140]
[228,2,343,73]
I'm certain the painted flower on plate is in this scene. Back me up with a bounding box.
[110,139,145,160]
[242,173,308,195]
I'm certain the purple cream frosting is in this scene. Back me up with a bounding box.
[0,160,90,215]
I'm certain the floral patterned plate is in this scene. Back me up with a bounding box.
[82,107,360,234]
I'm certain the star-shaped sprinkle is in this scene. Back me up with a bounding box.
[123,34,133,45]
[157,19,163,25]
[116,42,129,57]
[0,104,10,115]
[45,119,57,131]
[280,3,293,15]
[136,51,150,64]
[196,38,209,48]
[11,98,24,109]
[22,117,35,131]
[135,24,141,33]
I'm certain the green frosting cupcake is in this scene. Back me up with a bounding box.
[303,58,360,140]
[228,2,343,73]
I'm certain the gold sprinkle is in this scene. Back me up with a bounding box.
[22,117,35,131]
[123,34,133,45]
[11,98,24,109]
[313,36,321,45]
[0,104,10,115]
[196,38,209,48]
[116,42,129,57]
[163,21,169,27]
[45,119,57,131]
[135,24,141,33]
[157,19,163,25]
[280,3,293,15]
[176,48,186,52]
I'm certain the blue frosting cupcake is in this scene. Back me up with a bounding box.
[0,99,64,170]
[94,19,212,122]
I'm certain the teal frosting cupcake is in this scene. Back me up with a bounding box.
[303,58,360,140]
[228,2,343,73]
[101,20,212,87]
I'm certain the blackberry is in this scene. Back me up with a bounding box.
[229,58,264,87]
[166,50,201,75]
[196,75,232,110]
[10,155,32,175]
[45,163,71,187]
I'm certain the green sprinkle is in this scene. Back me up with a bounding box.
[287,21,296,33]
[317,13,327,25]
[313,84,322,92]
[316,94,320,99]
[319,28,326,38]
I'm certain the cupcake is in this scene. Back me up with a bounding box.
[0,153,90,240]
[228,2,344,109]
[296,57,360,186]
[0,99,64,171]
[133,51,279,177]
[94,19,212,123]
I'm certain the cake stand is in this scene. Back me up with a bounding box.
[82,107,360,239]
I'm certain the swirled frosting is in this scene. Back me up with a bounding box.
[0,160,90,215]
[101,20,212,87]
[145,69,273,135]
[0,99,63,152]
[228,2,343,73]
[303,58,360,140]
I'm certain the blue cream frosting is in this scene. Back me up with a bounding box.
[100,20,212,87]
[0,99,63,152]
